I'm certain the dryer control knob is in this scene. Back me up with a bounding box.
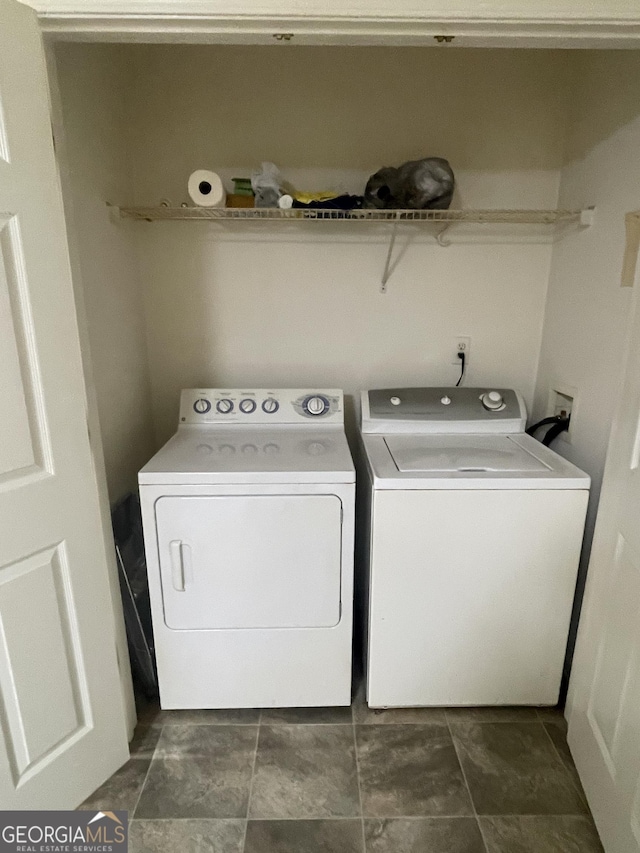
[262,397,279,414]
[390,396,401,406]
[304,395,329,416]
[216,398,234,414]
[441,395,451,405]
[481,391,504,411]
[193,398,211,414]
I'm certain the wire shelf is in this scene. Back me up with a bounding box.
[116,205,590,224]
[113,204,595,292]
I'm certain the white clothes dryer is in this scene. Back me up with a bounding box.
[139,388,355,709]
[358,387,590,708]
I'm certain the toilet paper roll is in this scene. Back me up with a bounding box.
[188,170,225,207]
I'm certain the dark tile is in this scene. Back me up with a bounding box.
[356,724,472,817]
[245,819,363,853]
[261,706,352,724]
[138,701,259,726]
[154,723,257,758]
[354,682,447,725]
[365,818,485,853]
[135,757,251,819]
[445,707,539,724]
[451,722,587,815]
[480,815,603,852]
[543,720,573,761]
[356,706,448,724]
[135,726,257,819]
[79,758,150,812]
[249,724,360,818]
[543,722,587,803]
[536,706,568,730]
[129,725,161,758]
[129,819,245,853]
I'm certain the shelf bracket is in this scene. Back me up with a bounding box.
[436,223,452,247]
[380,217,400,293]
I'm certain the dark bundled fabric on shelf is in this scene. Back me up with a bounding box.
[364,157,455,210]
[292,194,364,211]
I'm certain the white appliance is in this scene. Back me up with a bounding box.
[358,386,590,708]
[139,388,355,709]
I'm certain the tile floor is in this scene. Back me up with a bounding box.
[80,690,603,853]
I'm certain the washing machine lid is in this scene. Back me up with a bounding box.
[139,426,355,485]
[386,435,550,473]
[362,432,590,489]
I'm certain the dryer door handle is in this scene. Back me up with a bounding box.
[169,539,189,591]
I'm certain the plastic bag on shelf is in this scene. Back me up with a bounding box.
[251,161,282,208]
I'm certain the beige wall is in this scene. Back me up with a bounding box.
[55,44,156,502]
[125,46,570,201]
[532,52,640,681]
[534,51,640,534]
[116,46,571,442]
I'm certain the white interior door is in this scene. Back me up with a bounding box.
[567,246,640,851]
[0,0,128,808]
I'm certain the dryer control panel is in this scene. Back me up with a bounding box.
[180,388,344,425]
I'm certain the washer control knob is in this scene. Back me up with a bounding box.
[262,397,279,414]
[216,398,234,414]
[304,395,329,416]
[390,396,401,406]
[441,395,452,406]
[481,391,504,411]
[239,398,257,414]
[193,398,211,414]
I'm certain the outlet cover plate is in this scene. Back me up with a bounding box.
[452,336,471,365]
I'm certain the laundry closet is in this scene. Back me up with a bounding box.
[2,0,640,837]
[51,32,639,809]
[52,40,636,681]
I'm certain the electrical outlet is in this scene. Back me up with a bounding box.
[452,337,471,365]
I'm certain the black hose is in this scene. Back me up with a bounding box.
[526,415,564,436]
[542,419,570,446]
[526,414,571,447]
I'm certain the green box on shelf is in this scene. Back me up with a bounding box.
[232,177,254,197]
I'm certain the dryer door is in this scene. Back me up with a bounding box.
[155,494,342,629]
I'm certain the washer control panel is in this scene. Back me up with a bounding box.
[361,387,527,434]
[180,389,344,425]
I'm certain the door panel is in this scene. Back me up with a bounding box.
[0,0,128,808]
[0,89,10,164]
[0,544,87,780]
[0,214,50,484]
[155,495,342,630]
[587,535,640,762]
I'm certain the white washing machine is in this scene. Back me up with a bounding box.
[358,386,590,708]
[139,388,355,709]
